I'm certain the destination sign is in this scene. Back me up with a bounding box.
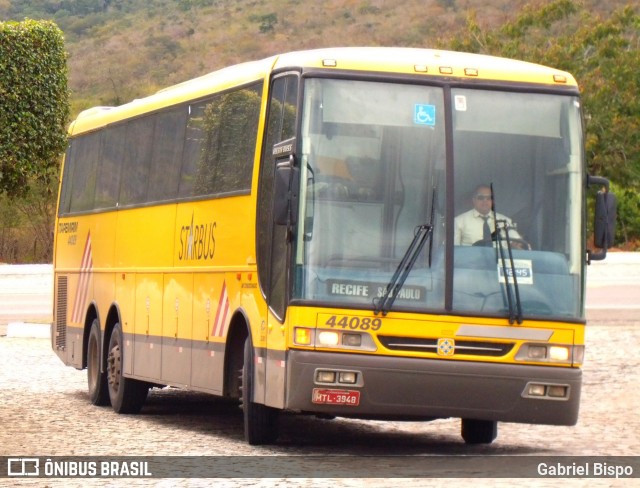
[327,280,426,301]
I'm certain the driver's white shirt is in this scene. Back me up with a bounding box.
[454,209,520,246]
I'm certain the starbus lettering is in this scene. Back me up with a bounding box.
[179,215,216,261]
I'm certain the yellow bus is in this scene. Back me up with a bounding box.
[52,47,615,445]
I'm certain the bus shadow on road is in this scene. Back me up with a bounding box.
[273,414,550,456]
[68,387,550,455]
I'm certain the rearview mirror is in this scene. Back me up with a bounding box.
[587,175,617,263]
[594,190,617,249]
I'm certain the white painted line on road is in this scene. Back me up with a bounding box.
[6,322,50,339]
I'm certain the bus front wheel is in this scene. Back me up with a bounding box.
[461,419,497,444]
[106,323,148,414]
[241,336,278,445]
[87,319,110,406]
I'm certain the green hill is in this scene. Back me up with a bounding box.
[1,0,630,114]
[1,0,638,260]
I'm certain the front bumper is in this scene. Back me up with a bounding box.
[285,350,581,425]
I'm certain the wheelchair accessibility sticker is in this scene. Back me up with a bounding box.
[414,104,436,126]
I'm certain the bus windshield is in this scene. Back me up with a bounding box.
[292,78,584,320]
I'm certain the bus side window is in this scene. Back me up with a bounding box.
[181,83,262,199]
[119,115,154,206]
[68,131,101,213]
[147,107,187,203]
[58,145,76,215]
[94,124,126,210]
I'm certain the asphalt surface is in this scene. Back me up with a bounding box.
[1,320,638,487]
[0,256,638,487]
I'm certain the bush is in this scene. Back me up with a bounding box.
[0,19,69,196]
[0,19,69,262]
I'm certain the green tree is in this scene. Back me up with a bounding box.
[0,19,69,197]
[251,13,278,34]
[610,181,640,248]
[0,191,21,262]
[443,0,640,246]
[14,177,57,262]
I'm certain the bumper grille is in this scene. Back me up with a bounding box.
[378,335,514,357]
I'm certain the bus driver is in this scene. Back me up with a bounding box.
[454,184,523,247]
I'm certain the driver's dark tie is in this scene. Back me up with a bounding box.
[482,216,491,241]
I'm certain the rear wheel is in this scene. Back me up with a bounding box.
[107,323,148,414]
[241,336,278,445]
[461,419,498,444]
[87,319,109,406]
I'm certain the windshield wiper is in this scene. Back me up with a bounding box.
[373,223,433,316]
[491,184,523,324]
[427,186,437,268]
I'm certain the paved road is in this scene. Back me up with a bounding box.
[1,319,638,487]
[0,258,638,486]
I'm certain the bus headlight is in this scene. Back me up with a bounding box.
[548,385,568,398]
[315,329,376,351]
[293,328,377,351]
[549,346,570,362]
[342,333,362,347]
[314,368,363,387]
[316,370,336,383]
[527,384,546,396]
[515,343,583,365]
[338,371,358,384]
[523,382,570,400]
[317,331,340,346]
[528,345,547,359]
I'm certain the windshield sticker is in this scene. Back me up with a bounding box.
[497,259,533,285]
[454,95,467,111]
[414,104,436,126]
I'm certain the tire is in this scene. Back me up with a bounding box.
[241,336,278,445]
[461,419,498,444]
[106,323,148,414]
[87,319,110,406]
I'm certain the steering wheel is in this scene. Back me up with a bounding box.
[509,238,531,250]
[472,238,531,250]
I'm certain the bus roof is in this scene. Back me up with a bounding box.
[70,47,577,135]
[274,47,577,86]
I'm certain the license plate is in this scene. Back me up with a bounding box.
[312,388,360,406]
